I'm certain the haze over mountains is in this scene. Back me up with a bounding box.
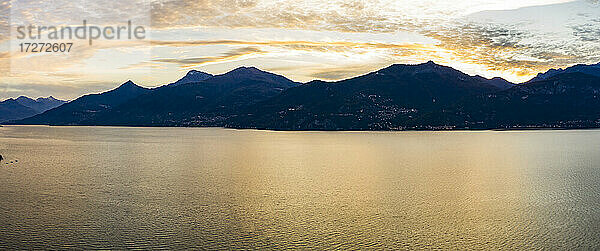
[5,61,600,130]
[0,96,66,122]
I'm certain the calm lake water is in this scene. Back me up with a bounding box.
[0,125,599,249]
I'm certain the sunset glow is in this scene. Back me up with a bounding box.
[1,0,599,99]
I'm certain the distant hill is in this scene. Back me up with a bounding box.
[0,99,38,123]
[15,96,66,113]
[15,81,151,125]
[529,62,600,82]
[0,96,66,122]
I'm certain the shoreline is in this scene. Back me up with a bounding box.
[3,124,600,133]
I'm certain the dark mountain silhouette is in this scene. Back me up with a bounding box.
[15,81,151,125]
[474,76,514,90]
[75,66,299,126]
[0,99,38,122]
[165,70,213,87]
[0,96,66,122]
[229,62,513,130]
[7,62,600,130]
[530,62,600,82]
[15,96,66,113]
[455,72,600,129]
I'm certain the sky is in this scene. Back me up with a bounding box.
[1,0,600,100]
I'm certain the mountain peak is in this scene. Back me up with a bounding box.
[36,96,62,102]
[228,66,264,75]
[115,80,143,90]
[381,61,453,75]
[122,80,136,86]
[109,80,150,95]
[16,96,34,102]
[386,61,444,69]
[186,69,211,76]
[222,66,279,79]
[165,70,213,88]
[418,61,446,68]
[206,66,297,88]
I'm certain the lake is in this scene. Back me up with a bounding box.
[0,125,599,249]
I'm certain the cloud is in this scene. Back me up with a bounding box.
[9,0,151,26]
[149,39,435,51]
[0,0,9,41]
[147,0,576,32]
[441,0,600,80]
[571,18,600,42]
[6,40,149,73]
[144,0,600,83]
[152,46,263,67]
[3,0,600,99]
[309,65,379,80]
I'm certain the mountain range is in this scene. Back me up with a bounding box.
[14,81,152,125]
[529,62,600,82]
[5,61,600,130]
[229,61,512,130]
[0,96,66,122]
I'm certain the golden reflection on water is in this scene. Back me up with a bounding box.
[0,126,599,249]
